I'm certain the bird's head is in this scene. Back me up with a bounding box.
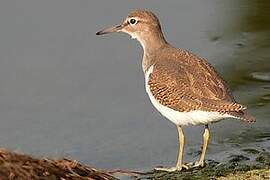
[96,10,166,49]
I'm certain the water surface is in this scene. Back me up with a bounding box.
[0,0,269,170]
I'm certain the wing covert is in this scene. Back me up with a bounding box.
[147,60,246,113]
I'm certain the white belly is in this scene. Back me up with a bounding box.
[145,65,233,126]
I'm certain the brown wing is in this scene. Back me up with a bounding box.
[147,59,246,113]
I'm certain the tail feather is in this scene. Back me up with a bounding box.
[227,110,256,123]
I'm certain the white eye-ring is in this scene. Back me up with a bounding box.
[129,18,138,25]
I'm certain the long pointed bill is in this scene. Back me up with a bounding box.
[96,24,124,35]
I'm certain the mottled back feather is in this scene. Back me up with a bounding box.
[147,47,255,123]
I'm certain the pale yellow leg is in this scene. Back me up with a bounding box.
[194,125,210,167]
[155,125,189,172]
[175,125,189,170]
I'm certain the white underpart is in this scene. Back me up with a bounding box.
[131,33,146,51]
[130,32,138,39]
[121,29,146,50]
[145,65,234,126]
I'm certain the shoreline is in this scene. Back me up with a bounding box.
[0,148,269,179]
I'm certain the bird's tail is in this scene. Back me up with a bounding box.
[227,110,256,123]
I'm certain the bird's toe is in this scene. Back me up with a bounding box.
[155,164,190,172]
[192,160,205,168]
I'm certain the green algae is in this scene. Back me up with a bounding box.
[137,149,270,180]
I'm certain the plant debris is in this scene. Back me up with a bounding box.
[0,148,116,180]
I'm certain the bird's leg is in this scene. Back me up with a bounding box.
[193,124,210,168]
[175,125,189,170]
[155,125,189,172]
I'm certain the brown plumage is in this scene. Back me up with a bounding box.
[147,46,255,123]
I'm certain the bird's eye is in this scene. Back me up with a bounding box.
[129,18,137,25]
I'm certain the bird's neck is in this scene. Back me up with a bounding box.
[137,31,168,73]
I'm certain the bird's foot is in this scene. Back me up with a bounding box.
[154,164,190,172]
[192,160,205,168]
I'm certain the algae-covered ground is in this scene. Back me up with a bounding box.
[137,148,270,180]
[218,169,270,180]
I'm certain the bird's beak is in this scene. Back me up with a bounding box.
[96,22,126,35]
